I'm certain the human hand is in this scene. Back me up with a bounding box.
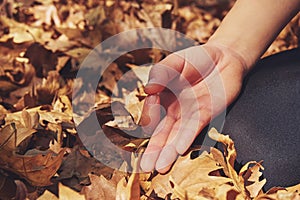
[140,43,247,173]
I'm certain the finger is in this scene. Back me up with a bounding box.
[175,108,211,155]
[154,104,199,172]
[154,119,182,172]
[145,46,215,95]
[154,87,201,171]
[155,144,178,173]
[139,95,161,135]
[140,116,176,172]
[145,54,185,94]
[176,46,215,82]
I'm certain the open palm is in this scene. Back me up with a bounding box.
[140,44,247,173]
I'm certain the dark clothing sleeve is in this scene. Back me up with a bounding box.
[221,48,300,189]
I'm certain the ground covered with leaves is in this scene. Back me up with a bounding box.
[0,0,299,199]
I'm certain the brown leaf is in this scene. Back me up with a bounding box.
[53,95,73,118]
[126,64,151,86]
[38,106,73,127]
[0,149,65,186]
[1,109,38,151]
[0,55,35,95]
[208,128,248,196]
[65,47,92,65]
[58,4,86,29]
[24,43,58,78]
[116,155,140,200]
[45,34,79,52]
[0,16,51,44]
[105,101,137,130]
[81,174,118,200]
[0,172,17,200]
[98,63,123,96]
[147,151,233,199]
[57,147,94,182]
[14,180,28,200]
[171,152,234,199]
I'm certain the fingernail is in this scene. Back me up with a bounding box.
[156,145,177,171]
[147,78,157,85]
[140,155,152,172]
[145,95,158,104]
[156,158,167,172]
[140,145,161,172]
[140,153,156,172]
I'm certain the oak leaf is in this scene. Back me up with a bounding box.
[81,171,126,200]
[0,149,65,186]
[116,155,141,200]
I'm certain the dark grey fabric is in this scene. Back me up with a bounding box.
[222,48,300,189]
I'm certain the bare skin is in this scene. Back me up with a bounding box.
[140,0,300,173]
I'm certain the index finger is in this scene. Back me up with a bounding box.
[139,94,161,135]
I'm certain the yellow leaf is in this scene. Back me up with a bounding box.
[0,16,47,43]
[37,190,58,200]
[208,128,248,197]
[59,183,85,200]
[147,150,233,199]
[116,156,140,200]
[240,161,266,198]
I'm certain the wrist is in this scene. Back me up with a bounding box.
[205,39,257,75]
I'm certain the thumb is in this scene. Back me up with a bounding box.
[145,45,214,94]
[145,53,185,94]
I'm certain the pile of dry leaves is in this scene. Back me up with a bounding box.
[0,0,299,199]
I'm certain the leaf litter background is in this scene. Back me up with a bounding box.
[0,0,299,199]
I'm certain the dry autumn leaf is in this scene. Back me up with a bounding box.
[123,128,277,200]
[0,148,65,186]
[81,174,117,200]
[0,0,298,199]
[116,155,141,200]
[145,150,234,199]
[255,184,300,200]
[0,110,37,151]
[38,183,85,200]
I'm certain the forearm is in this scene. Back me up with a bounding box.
[207,0,300,71]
